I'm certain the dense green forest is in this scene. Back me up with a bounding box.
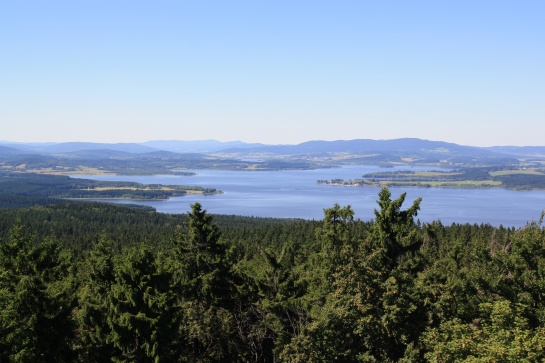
[0,172,220,210]
[1,189,545,362]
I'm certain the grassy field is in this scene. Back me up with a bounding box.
[421,180,502,187]
[412,171,463,177]
[17,166,114,175]
[375,180,502,188]
[489,169,545,177]
[83,185,213,195]
[89,186,179,192]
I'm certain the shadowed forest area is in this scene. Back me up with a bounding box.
[1,188,545,362]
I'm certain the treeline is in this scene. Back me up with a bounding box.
[0,194,71,210]
[1,189,545,362]
[495,173,545,190]
[0,202,308,255]
[0,172,219,205]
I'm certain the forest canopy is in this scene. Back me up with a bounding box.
[1,188,545,362]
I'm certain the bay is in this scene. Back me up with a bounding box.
[70,165,545,227]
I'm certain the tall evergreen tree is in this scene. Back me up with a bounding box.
[107,247,177,362]
[493,213,545,327]
[172,202,242,362]
[371,187,422,267]
[77,236,178,362]
[75,235,117,361]
[283,188,425,362]
[0,223,74,362]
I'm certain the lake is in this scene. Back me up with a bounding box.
[70,165,545,227]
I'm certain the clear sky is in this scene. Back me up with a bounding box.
[1,1,544,146]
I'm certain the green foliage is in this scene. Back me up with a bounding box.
[0,172,219,205]
[316,203,355,269]
[171,203,244,361]
[282,188,425,362]
[0,223,74,362]
[76,238,178,362]
[1,189,545,361]
[423,300,545,362]
[493,214,545,326]
[173,202,232,306]
[371,187,422,264]
[108,247,177,362]
[75,235,116,361]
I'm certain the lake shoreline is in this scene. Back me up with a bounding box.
[68,166,545,228]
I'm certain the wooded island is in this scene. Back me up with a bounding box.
[318,166,545,190]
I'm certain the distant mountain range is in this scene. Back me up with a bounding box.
[0,142,156,154]
[141,140,265,153]
[0,140,265,155]
[220,138,494,156]
[1,138,545,162]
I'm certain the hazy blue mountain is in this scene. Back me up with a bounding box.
[2,140,265,155]
[51,149,210,161]
[142,150,208,160]
[2,139,543,166]
[0,141,57,150]
[141,140,266,153]
[0,145,31,156]
[32,142,159,154]
[59,149,137,160]
[223,138,496,156]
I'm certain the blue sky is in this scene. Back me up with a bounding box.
[1,1,543,146]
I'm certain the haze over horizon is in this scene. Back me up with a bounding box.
[1,1,544,147]
[2,137,545,149]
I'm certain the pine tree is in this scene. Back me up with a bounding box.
[371,187,422,267]
[0,222,74,362]
[172,203,242,362]
[75,234,117,361]
[283,188,425,362]
[107,246,177,362]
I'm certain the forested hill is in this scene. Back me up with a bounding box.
[223,138,492,155]
[2,190,545,361]
[217,137,544,159]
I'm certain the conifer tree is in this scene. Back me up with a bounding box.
[0,223,74,362]
[372,187,422,267]
[107,246,177,362]
[316,203,355,276]
[493,214,545,327]
[172,202,242,361]
[423,300,545,362]
[283,188,425,362]
[76,234,117,361]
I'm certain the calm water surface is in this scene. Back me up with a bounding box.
[71,166,545,227]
